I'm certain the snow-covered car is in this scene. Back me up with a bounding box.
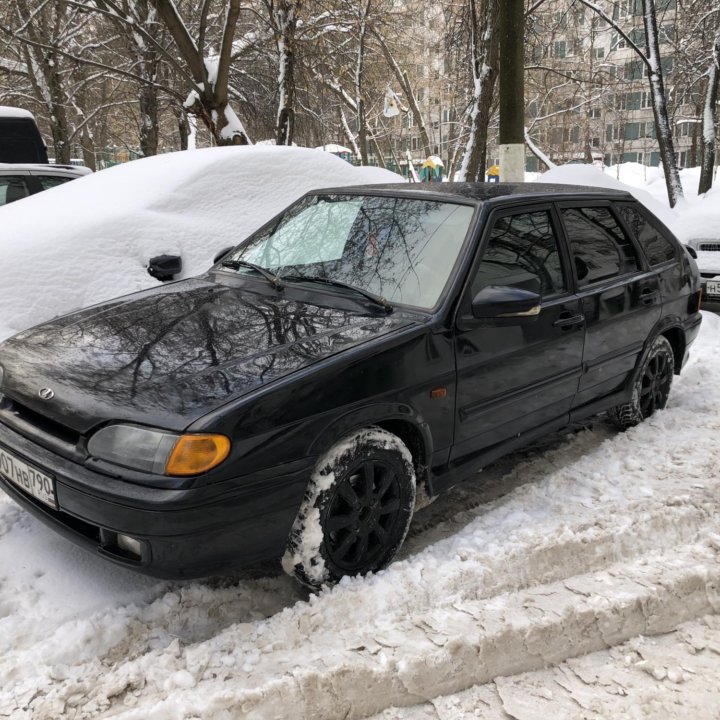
[0,163,91,207]
[0,183,703,588]
[0,146,401,342]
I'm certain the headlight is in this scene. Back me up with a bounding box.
[88,424,230,476]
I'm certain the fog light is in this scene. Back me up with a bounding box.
[117,534,143,558]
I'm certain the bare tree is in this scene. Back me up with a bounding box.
[699,22,720,193]
[149,0,250,145]
[456,0,500,181]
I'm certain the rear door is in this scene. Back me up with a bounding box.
[451,204,585,461]
[557,202,662,410]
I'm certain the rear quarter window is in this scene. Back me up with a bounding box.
[618,204,676,266]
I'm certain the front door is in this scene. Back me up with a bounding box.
[451,206,585,463]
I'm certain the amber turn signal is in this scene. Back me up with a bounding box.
[165,434,231,476]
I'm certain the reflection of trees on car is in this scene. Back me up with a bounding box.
[234,195,475,309]
[475,211,565,297]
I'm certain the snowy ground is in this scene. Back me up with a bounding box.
[1,311,719,719]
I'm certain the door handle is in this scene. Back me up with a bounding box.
[553,313,584,329]
[640,287,659,305]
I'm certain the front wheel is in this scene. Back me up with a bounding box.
[282,427,416,589]
[609,335,674,430]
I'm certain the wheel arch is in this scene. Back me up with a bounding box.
[659,325,686,375]
[308,404,433,494]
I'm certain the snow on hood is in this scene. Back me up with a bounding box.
[0,146,402,341]
[537,164,677,227]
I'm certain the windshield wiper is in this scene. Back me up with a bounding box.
[221,259,283,290]
[281,274,393,313]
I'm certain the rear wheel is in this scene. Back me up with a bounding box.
[282,427,416,588]
[609,335,674,430]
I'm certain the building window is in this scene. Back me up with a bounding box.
[593,47,605,59]
[554,41,566,58]
[624,122,641,140]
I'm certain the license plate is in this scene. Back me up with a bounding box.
[707,281,720,297]
[0,446,57,509]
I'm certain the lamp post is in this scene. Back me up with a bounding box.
[498,0,525,182]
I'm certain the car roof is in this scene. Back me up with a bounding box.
[0,163,89,176]
[311,181,633,204]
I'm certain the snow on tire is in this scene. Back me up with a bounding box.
[282,427,416,588]
[609,334,674,430]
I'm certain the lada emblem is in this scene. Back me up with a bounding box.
[38,388,55,400]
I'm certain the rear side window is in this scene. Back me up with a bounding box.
[36,175,73,191]
[561,206,639,286]
[617,204,676,266]
[473,210,566,297]
[0,176,29,206]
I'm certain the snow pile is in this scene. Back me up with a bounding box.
[537,163,677,226]
[0,146,402,341]
[537,162,720,278]
[1,312,719,719]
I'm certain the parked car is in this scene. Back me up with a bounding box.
[0,163,92,207]
[0,183,702,588]
[681,236,720,305]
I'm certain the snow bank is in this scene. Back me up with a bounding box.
[537,163,677,226]
[0,146,402,341]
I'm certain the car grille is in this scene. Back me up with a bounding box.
[0,398,83,460]
[698,243,720,252]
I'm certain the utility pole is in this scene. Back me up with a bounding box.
[498,0,525,182]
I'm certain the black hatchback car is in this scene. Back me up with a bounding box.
[0,183,702,587]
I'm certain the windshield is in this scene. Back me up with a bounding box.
[222,194,475,309]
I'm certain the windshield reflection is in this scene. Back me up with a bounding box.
[224,194,475,309]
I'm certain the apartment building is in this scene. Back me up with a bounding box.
[523,0,714,171]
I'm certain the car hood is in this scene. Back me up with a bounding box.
[0,277,422,434]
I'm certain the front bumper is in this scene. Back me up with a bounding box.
[0,420,311,579]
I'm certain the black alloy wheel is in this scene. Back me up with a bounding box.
[609,335,675,430]
[638,349,673,417]
[283,427,416,588]
[322,459,404,574]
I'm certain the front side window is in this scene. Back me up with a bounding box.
[562,206,639,286]
[225,194,476,309]
[473,210,566,297]
[0,176,29,206]
[617,204,675,266]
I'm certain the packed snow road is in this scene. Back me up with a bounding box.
[2,312,720,720]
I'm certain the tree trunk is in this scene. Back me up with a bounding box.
[150,0,250,147]
[273,0,300,146]
[642,0,683,207]
[136,1,160,157]
[355,0,371,165]
[699,29,720,195]
[456,0,500,181]
[139,83,159,157]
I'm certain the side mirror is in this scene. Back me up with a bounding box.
[683,244,698,259]
[213,246,235,265]
[147,254,182,281]
[471,285,541,323]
